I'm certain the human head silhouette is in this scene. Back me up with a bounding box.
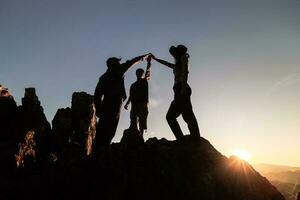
[136,68,145,79]
[169,45,188,60]
[106,57,121,71]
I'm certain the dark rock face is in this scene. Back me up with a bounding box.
[0,85,17,140]
[16,88,51,167]
[0,86,286,200]
[51,107,72,157]
[70,92,96,155]
[92,136,285,200]
[0,86,18,173]
[297,192,300,200]
[51,92,96,159]
[15,130,36,168]
[4,134,285,200]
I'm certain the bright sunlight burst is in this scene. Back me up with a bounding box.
[232,149,252,162]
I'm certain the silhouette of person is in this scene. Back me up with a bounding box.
[124,56,151,138]
[151,45,200,140]
[94,54,148,147]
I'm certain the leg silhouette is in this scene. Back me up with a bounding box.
[129,105,138,130]
[96,98,122,147]
[166,101,184,140]
[182,101,200,138]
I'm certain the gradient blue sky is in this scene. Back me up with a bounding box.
[1,0,300,166]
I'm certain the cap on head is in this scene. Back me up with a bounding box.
[106,57,121,68]
[169,44,188,59]
[176,45,188,55]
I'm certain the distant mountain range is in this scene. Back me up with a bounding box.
[254,163,300,200]
[254,164,300,174]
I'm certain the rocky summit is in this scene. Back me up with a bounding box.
[0,85,285,200]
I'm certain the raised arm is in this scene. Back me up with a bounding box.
[144,56,152,80]
[121,54,149,72]
[151,54,175,69]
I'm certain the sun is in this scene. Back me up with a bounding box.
[232,149,252,162]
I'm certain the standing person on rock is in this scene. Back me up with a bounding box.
[94,54,149,147]
[124,55,152,139]
[151,45,200,140]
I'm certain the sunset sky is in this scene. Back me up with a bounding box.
[1,0,300,166]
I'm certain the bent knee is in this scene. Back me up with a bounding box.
[166,113,176,122]
[183,115,197,124]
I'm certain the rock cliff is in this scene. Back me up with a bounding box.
[0,85,286,200]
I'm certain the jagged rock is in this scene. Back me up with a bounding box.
[0,85,18,173]
[15,130,36,168]
[16,88,51,167]
[120,128,145,149]
[5,134,285,200]
[16,135,281,200]
[0,86,286,200]
[70,92,96,155]
[0,85,18,140]
[51,92,96,161]
[51,107,72,157]
[87,136,285,200]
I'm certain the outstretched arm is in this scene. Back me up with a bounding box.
[122,54,149,72]
[151,54,175,69]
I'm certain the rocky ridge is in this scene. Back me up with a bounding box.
[0,85,285,200]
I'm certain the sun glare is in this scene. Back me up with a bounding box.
[232,149,252,162]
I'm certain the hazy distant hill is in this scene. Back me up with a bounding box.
[254,163,300,200]
[254,164,300,175]
[271,181,300,200]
